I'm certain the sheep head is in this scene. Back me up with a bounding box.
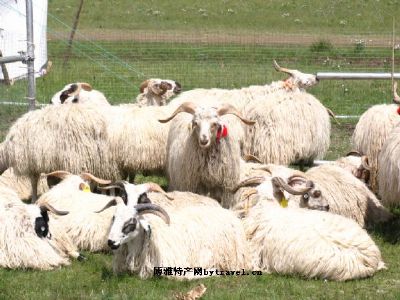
[45,170,111,192]
[344,151,371,184]
[159,102,255,149]
[287,175,329,211]
[50,82,93,105]
[273,60,318,89]
[140,78,182,101]
[96,195,170,250]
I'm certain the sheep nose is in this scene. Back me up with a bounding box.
[107,240,120,250]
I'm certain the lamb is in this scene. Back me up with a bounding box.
[351,82,400,193]
[378,123,400,207]
[242,177,386,281]
[50,82,110,106]
[96,183,251,279]
[2,103,120,201]
[135,78,182,106]
[0,192,73,270]
[159,101,255,207]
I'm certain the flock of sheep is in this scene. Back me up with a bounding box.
[0,61,398,282]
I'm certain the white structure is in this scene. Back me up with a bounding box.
[0,0,48,81]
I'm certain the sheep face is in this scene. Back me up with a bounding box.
[191,108,222,149]
[142,79,182,99]
[287,176,329,211]
[95,184,170,250]
[27,205,50,238]
[290,71,318,89]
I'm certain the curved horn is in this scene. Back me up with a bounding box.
[45,170,72,180]
[146,182,174,200]
[287,175,308,186]
[241,188,258,200]
[80,172,112,185]
[40,203,69,216]
[272,177,313,195]
[233,176,265,193]
[273,60,294,76]
[346,150,362,157]
[135,203,170,225]
[393,81,400,104]
[95,198,119,213]
[361,155,371,171]
[243,154,263,163]
[139,79,150,93]
[158,102,197,123]
[326,108,340,125]
[216,103,256,126]
[79,82,92,92]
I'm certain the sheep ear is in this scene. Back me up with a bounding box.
[80,82,92,91]
[139,79,150,93]
[95,198,120,213]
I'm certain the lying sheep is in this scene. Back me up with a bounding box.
[242,177,386,281]
[136,78,182,106]
[50,82,110,106]
[0,193,73,270]
[3,103,120,201]
[159,101,255,207]
[97,184,251,279]
[378,123,400,207]
[37,171,173,252]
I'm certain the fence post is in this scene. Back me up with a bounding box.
[26,0,36,111]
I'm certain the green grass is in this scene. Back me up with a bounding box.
[1,0,400,298]
[48,0,400,35]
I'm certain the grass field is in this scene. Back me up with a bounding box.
[1,1,400,299]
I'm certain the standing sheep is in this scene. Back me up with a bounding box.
[159,101,255,207]
[242,177,385,281]
[96,185,251,279]
[3,103,120,201]
[352,82,400,193]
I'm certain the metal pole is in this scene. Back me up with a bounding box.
[316,72,400,80]
[0,54,25,64]
[26,0,36,111]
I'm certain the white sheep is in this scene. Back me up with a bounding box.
[378,123,400,207]
[3,103,120,201]
[135,78,182,106]
[96,183,251,279]
[242,177,385,281]
[0,192,74,270]
[352,82,400,193]
[159,101,255,207]
[50,82,110,106]
[168,61,319,111]
[37,171,174,253]
[0,168,49,200]
[327,151,371,184]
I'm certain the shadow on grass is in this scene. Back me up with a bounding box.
[369,211,400,244]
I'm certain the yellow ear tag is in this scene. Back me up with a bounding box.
[80,183,91,193]
[280,197,288,208]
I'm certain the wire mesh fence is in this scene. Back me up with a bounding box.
[1,1,400,115]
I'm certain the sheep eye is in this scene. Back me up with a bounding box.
[122,219,137,234]
[303,193,309,201]
[72,98,78,103]
[313,190,321,198]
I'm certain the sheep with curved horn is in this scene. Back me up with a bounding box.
[98,185,250,279]
[352,81,400,193]
[242,179,386,281]
[160,101,255,207]
[135,78,182,106]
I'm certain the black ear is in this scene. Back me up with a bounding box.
[138,193,151,204]
[47,176,63,188]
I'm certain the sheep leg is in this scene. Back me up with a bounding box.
[128,173,136,183]
[30,174,39,203]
